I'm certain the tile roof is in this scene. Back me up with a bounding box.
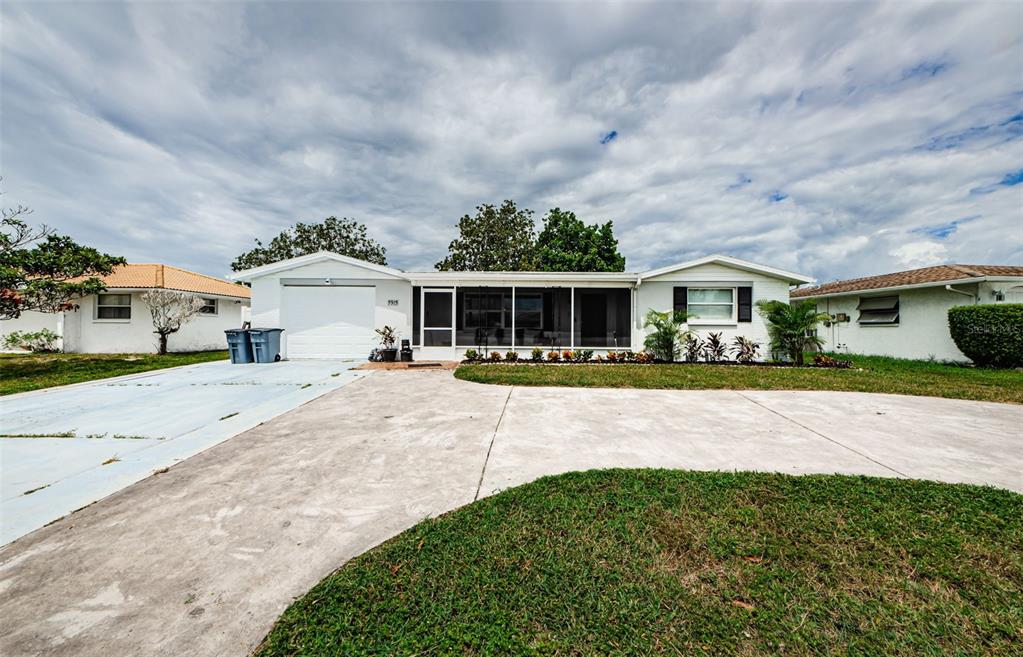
[791,264,1023,298]
[92,264,250,299]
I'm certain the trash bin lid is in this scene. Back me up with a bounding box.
[248,327,285,334]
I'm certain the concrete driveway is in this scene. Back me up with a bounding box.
[1,371,1020,656]
[0,360,367,543]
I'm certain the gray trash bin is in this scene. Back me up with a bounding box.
[249,328,284,363]
[225,329,253,364]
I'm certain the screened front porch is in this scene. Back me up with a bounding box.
[412,285,633,352]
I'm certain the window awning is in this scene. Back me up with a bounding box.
[857,296,899,311]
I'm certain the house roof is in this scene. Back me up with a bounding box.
[791,264,1023,299]
[92,264,250,299]
[231,251,813,285]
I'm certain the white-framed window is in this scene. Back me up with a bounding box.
[857,296,899,325]
[96,293,131,320]
[199,298,218,315]
[687,287,735,324]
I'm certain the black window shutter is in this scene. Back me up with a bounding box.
[673,287,687,314]
[737,286,753,322]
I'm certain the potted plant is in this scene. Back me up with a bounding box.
[375,325,399,362]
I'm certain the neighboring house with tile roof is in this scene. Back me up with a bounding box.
[792,264,1023,361]
[1,264,250,354]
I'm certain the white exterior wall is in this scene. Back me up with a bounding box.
[0,311,62,351]
[635,263,790,354]
[813,285,979,362]
[248,260,412,359]
[1,294,247,354]
[248,258,800,361]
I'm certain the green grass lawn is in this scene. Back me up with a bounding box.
[256,469,1022,656]
[455,354,1023,404]
[0,350,228,395]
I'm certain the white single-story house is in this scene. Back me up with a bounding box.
[0,264,251,354]
[792,264,1023,362]
[230,251,813,360]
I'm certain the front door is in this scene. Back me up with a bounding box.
[420,288,455,359]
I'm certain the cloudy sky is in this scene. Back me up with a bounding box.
[2,1,1021,282]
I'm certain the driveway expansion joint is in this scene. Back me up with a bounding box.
[735,391,909,478]
[475,386,513,501]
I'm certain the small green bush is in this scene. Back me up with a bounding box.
[2,329,61,352]
[948,304,1023,368]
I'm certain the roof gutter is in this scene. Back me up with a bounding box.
[945,284,975,299]
[793,276,1009,300]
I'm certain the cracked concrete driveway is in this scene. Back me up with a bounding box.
[1,371,1020,656]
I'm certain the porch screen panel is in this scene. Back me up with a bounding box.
[412,286,421,346]
[456,287,512,347]
[573,288,632,348]
[423,290,453,346]
[514,287,571,348]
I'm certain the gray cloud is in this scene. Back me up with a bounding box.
[2,1,1020,281]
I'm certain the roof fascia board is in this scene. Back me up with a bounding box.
[792,277,996,299]
[229,251,408,281]
[638,255,814,284]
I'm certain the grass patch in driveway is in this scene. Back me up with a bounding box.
[0,351,228,396]
[256,470,1022,657]
[455,354,1023,404]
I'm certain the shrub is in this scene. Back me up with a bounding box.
[756,300,829,365]
[505,351,519,362]
[489,351,503,362]
[463,348,480,362]
[530,347,544,362]
[702,332,727,362]
[731,336,760,363]
[642,309,691,362]
[606,351,618,363]
[948,304,1023,368]
[634,351,655,364]
[619,350,635,362]
[813,354,853,369]
[2,329,60,352]
[594,354,605,363]
[547,351,560,362]
[683,335,703,363]
[575,349,594,363]
[562,350,574,361]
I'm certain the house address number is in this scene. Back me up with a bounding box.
[388,299,399,306]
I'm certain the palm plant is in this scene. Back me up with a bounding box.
[755,300,829,366]
[642,309,692,362]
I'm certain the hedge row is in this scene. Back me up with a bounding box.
[947,303,1023,368]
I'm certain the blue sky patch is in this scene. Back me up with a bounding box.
[913,215,980,239]
[769,191,788,202]
[901,60,948,80]
[599,130,617,144]
[727,173,752,191]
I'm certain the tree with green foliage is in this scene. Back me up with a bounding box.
[1,200,125,320]
[642,309,692,362]
[232,216,387,271]
[756,299,830,365]
[435,200,536,271]
[534,208,625,272]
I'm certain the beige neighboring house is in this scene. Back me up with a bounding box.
[1,264,251,354]
[792,264,1023,362]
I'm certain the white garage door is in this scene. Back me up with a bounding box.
[282,286,375,359]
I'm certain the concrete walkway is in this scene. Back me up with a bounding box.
[1,372,1020,656]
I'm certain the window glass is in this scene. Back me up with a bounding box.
[199,298,217,314]
[857,296,900,325]
[688,288,733,304]
[687,288,734,322]
[97,294,131,320]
